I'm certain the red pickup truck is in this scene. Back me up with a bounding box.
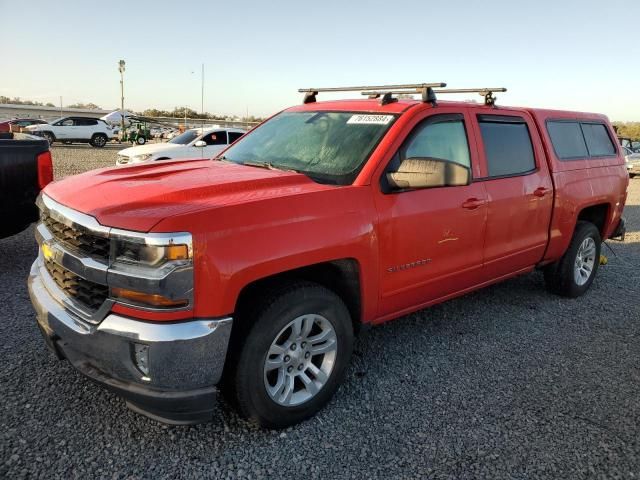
[28,84,628,428]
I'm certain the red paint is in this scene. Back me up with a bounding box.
[43,98,628,324]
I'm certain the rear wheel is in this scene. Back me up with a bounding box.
[90,133,107,148]
[136,136,146,145]
[544,221,601,297]
[225,282,354,428]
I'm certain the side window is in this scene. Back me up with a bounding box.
[581,123,616,157]
[203,131,227,145]
[61,118,74,126]
[228,131,244,144]
[478,116,536,177]
[400,117,471,168]
[547,121,588,159]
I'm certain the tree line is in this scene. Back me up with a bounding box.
[613,122,640,141]
[1,96,264,122]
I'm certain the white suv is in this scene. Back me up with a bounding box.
[116,127,245,165]
[26,116,114,148]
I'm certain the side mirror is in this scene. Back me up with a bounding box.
[194,140,206,147]
[386,157,471,190]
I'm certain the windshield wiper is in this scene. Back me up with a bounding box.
[243,161,299,173]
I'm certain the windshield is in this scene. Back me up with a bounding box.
[221,111,396,184]
[169,130,199,145]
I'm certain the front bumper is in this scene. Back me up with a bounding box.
[29,261,233,424]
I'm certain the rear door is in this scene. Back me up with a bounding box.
[374,108,488,319]
[471,111,553,279]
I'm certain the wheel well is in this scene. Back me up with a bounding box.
[234,259,362,333]
[43,131,55,140]
[577,204,609,237]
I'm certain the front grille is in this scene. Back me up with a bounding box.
[44,258,108,310]
[41,212,110,259]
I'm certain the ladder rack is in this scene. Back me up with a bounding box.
[297,83,507,106]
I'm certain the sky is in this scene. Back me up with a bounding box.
[1,0,639,121]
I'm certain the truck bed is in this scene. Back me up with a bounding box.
[0,132,51,238]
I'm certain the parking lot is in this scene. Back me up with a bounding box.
[1,145,639,479]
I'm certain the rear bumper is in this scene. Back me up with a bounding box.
[28,261,233,424]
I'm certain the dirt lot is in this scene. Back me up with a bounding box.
[1,145,639,479]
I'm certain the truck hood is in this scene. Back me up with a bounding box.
[44,160,332,232]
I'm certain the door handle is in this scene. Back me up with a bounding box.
[533,187,549,198]
[462,198,486,210]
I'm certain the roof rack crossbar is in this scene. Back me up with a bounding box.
[299,83,446,105]
[298,83,446,94]
[361,87,508,106]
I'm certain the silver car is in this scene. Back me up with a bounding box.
[623,146,640,178]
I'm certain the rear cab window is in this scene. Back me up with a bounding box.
[477,115,536,178]
[547,120,617,160]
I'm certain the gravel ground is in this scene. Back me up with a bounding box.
[1,146,639,479]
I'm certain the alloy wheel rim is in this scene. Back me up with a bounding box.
[263,314,337,407]
[574,237,596,286]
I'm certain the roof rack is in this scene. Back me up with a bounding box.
[361,87,507,106]
[298,83,447,106]
[297,83,507,106]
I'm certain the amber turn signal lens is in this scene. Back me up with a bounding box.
[165,244,189,261]
[112,287,188,308]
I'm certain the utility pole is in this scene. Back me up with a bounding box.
[59,96,63,118]
[118,60,126,141]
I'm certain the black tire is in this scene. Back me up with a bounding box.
[224,282,354,429]
[544,221,601,298]
[136,136,146,145]
[42,132,55,145]
[630,174,636,179]
[90,134,107,148]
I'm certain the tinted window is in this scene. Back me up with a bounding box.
[75,118,98,126]
[203,131,227,145]
[547,121,589,159]
[582,123,616,157]
[479,118,535,177]
[228,131,244,143]
[402,118,470,167]
[61,119,74,126]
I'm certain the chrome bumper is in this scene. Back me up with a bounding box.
[29,261,233,424]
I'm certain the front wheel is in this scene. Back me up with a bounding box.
[544,221,601,297]
[42,132,55,145]
[136,136,146,145]
[225,282,354,428]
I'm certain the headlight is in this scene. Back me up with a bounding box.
[113,237,190,267]
[131,153,153,163]
[109,231,193,309]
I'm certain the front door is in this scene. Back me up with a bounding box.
[375,110,488,320]
[200,130,228,158]
[55,118,76,139]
